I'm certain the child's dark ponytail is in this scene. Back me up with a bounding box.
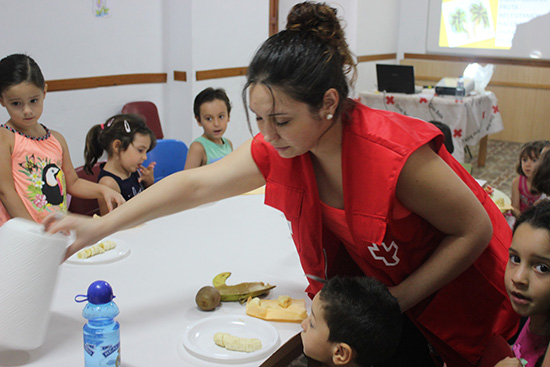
[83,114,156,175]
[84,124,105,174]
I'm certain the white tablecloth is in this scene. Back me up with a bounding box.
[0,195,308,367]
[359,90,504,162]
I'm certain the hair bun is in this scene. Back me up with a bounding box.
[285,2,354,74]
[286,2,343,43]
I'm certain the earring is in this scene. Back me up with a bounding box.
[326,113,334,120]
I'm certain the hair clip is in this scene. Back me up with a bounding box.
[100,123,105,130]
[124,120,131,133]
[106,118,115,128]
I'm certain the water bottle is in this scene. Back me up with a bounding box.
[456,76,465,100]
[75,280,120,367]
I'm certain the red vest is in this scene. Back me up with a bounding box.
[251,102,518,365]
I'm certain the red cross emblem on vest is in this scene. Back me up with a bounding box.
[367,242,400,266]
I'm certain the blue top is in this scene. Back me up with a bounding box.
[98,162,143,200]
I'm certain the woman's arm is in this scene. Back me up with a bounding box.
[45,138,266,259]
[511,176,521,218]
[184,141,206,169]
[52,131,124,211]
[0,130,34,220]
[392,145,493,312]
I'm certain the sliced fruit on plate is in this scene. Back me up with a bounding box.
[246,295,307,322]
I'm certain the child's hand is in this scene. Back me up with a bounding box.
[100,186,125,212]
[494,357,523,367]
[139,161,156,187]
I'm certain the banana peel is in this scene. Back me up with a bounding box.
[213,272,275,303]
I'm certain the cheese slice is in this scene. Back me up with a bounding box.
[246,296,307,322]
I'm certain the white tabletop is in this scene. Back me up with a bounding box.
[0,195,309,367]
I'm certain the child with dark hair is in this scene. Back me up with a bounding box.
[84,114,156,215]
[494,200,550,367]
[532,141,550,199]
[511,141,546,217]
[184,87,233,169]
[301,276,402,367]
[0,54,124,224]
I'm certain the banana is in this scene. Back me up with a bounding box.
[212,272,276,303]
[213,332,262,353]
[77,240,117,259]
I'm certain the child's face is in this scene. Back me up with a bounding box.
[505,222,550,320]
[196,99,229,143]
[0,82,46,133]
[300,292,335,365]
[118,133,152,173]
[521,154,538,179]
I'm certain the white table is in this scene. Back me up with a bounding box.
[0,195,309,367]
[359,90,504,165]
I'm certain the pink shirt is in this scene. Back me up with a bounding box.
[0,124,67,225]
[513,318,550,367]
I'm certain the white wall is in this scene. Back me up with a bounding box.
[189,0,269,145]
[0,0,165,167]
[0,0,402,166]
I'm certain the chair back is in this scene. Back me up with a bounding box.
[122,101,164,139]
[68,163,103,216]
[428,120,454,154]
[143,139,188,181]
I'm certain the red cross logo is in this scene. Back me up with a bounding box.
[454,129,462,138]
[492,105,500,113]
[386,96,395,105]
[419,97,428,104]
[367,242,400,266]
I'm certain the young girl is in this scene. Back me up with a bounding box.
[84,114,156,215]
[533,141,550,200]
[511,141,545,218]
[184,87,233,169]
[0,53,124,225]
[496,200,550,367]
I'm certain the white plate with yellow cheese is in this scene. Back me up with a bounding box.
[65,238,130,265]
[179,315,279,363]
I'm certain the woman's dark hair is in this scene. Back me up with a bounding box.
[84,114,157,174]
[533,141,550,195]
[319,276,402,367]
[242,1,356,133]
[516,140,545,176]
[193,87,231,120]
[0,54,45,95]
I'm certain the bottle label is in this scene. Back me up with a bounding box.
[102,342,120,358]
[84,343,95,356]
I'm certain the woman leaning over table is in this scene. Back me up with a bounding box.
[46,2,518,366]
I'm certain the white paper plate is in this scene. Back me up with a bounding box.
[65,238,130,265]
[179,315,279,363]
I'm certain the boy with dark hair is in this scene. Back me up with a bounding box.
[301,276,402,367]
[185,87,233,169]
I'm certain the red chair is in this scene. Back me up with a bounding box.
[121,101,164,139]
[68,163,103,216]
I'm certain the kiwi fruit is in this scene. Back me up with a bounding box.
[195,286,221,311]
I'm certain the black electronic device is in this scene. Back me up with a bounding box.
[376,64,416,94]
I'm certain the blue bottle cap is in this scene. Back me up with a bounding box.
[75,280,116,304]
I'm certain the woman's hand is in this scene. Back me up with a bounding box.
[139,161,156,187]
[100,186,125,212]
[43,213,107,260]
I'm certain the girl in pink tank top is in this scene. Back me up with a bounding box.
[511,141,544,218]
[0,54,124,225]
